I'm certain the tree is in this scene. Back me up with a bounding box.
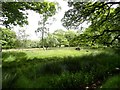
[35,2,57,49]
[16,29,29,48]
[37,29,78,48]
[0,27,17,49]
[28,40,40,48]
[53,29,68,47]
[62,1,120,47]
[1,2,56,49]
[43,33,59,48]
[64,30,77,47]
[2,2,56,28]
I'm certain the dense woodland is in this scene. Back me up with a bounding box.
[1,0,120,89]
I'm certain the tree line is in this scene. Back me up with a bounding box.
[1,1,120,49]
[1,27,80,49]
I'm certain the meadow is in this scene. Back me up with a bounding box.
[2,47,120,89]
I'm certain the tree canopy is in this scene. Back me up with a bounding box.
[2,2,56,28]
[62,1,120,47]
[0,27,17,49]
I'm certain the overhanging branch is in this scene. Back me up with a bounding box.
[106,2,120,5]
[92,30,120,44]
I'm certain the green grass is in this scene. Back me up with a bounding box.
[2,48,120,88]
[2,49,94,62]
[101,75,120,88]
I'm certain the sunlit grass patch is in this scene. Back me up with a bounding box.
[2,49,95,62]
[25,49,95,59]
[3,55,16,62]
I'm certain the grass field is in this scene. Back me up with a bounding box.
[2,47,120,89]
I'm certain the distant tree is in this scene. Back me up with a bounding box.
[17,29,29,48]
[28,40,40,48]
[43,33,59,48]
[53,29,68,47]
[39,29,78,48]
[0,27,17,49]
[71,33,91,47]
[35,15,50,49]
[35,2,57,49]
[64,30,77,47]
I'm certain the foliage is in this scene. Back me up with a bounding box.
[35,16,51,49]
[2,2,56,27]
[16,29,29,48]
[37,29,78,48]
[0,27,17,49]
[82,24,120,47]
[71,33,90,47]
[53,29,68,47]
[29,40,40,48]
[62,1,120,47]
[34,2,57,49]
[64,30,77,46]
[43,33,59,47]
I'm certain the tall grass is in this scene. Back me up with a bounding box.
[101,75,120,88]
[2,48,120,88]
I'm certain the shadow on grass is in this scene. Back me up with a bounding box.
[2,51,28,68]
[2,51,27,62]
[2,50,120,88]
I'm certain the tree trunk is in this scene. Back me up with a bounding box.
[41,30,44,50]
